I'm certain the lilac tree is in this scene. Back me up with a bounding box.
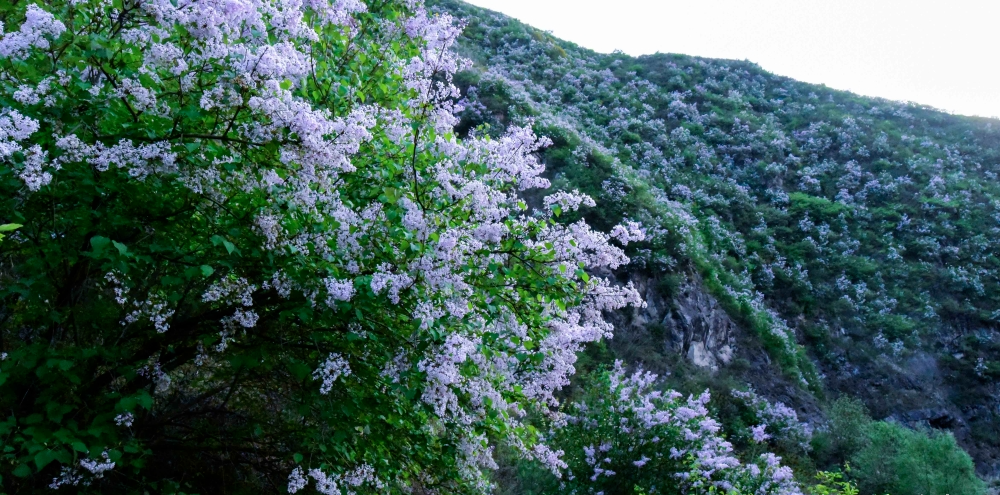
[0,0,642,492]
[547,362,801,495]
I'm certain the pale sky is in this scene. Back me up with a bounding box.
[463,0,1000,119]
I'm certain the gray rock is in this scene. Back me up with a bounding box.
[664,279,738,371]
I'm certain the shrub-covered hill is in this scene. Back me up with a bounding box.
[0,0,992,492]
[431,0,1000,475]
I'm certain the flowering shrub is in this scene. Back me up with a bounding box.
[731,388,813,455]
[0,0,644,492]
[547,362,801,495]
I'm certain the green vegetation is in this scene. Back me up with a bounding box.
[0,224,20,244]
[0,0,648,492]
[1,0,997,492]
[813,398,986,495]
[806,471,858,495]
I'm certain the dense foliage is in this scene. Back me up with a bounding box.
[815,398,985,495]
[544,363,800,495]
[0,0,656,492]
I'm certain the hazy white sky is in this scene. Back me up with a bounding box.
[463,0,1000,119]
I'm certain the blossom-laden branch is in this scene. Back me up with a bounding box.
[0,0,642,493]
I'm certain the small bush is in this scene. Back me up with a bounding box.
[817,397,986,495]
[826,398,873,460]
[850,422,985,495]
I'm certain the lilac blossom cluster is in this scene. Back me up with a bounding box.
[313,353,352,395]
[48,450,115,490]
[287,464,384,495]
[0,4,65,60]
[732,388,813,453]
[552,362,802,494]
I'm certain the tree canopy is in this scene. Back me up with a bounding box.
[0,0,645,491]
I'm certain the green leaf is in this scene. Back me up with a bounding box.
[34,449,59,470]
[12,463,31,478]
[289,362,311,381]
[200,265,214,277]
[0,223,22,232]
[135,390,154,410]
[46,402,73,422]
[210,235,237,254]
[90,236,111,252]
[112,241,128,255]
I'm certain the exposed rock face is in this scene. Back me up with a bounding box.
[621,271,737,371]
[826,348,1000,475]
[610,270,823,423]
[614,270,1000,475]
[665,281,737,370]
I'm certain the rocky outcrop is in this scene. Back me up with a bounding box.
[665,281,737,370]
[609,269,823,424]
[613,269,1000,475]
[620,271,738,371]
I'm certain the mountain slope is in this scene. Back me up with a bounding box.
[432,0,1000,477]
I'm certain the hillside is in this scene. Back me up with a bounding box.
[432,0,1000,479]
[1,0,996,492]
